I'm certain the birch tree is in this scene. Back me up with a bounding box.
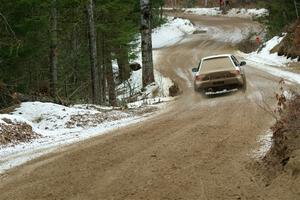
[140,0,155,87]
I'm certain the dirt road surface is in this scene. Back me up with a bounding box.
[0,15,297,200]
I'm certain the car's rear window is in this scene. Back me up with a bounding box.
[200,57,235,73]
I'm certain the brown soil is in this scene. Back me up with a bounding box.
[0,15,299,200]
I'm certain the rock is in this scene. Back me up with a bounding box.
[169,83,180,97]
[129,62,141,71]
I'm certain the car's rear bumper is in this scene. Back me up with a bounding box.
[194,76,244,91]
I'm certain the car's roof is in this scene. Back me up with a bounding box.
[199,55,235,73]
[202,54,232,61]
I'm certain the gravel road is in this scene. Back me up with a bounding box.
[0,15,294,200]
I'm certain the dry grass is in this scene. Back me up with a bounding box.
[0,120,40,145]
[262,93,300,180]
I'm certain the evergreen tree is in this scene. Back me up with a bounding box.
[259,0,297,37]
[0,0,164,105]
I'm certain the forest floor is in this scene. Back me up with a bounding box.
[0,13,300,200]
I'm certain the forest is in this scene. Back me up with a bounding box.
[0,0,164,107]
[0,0,298,108]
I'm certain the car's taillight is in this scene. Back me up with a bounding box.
[195,75,204,81]
[231,70,240,76]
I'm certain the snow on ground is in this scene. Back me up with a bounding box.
[240,34,297,67]
[117,17,195,102]
[184,7,268,19]
[152,17,196,49]
[237,34,300,84]
[1,16,196,173]
[184,7,221,16]
[208,26,254,43]
[226,8,269,18]
[244,60,300,85]
[251,129,273,159]
[0,102,166,173]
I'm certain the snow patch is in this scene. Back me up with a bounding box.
[241,35,297,67]
[184,7,268,19]
[152,17,196,49]
[185,7,221,16]
[252,129,273,159]
[226,8,269,18]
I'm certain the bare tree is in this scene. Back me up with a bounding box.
[86,0,101,104]
[49,0,58,98]
[140,0,155,87]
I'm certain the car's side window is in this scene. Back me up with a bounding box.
[231,56,239,66]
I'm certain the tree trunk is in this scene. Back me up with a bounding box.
[140,0,155,87]
[116,46,130,82]
[71,24,79,86]
[49,0,58,98]
[160,4,163,21]
[97,30,106,105]
[105,52,117,106]
[86,0,101,104]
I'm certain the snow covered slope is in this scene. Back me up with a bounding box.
[238,34,300,84]
[0,102,163,173]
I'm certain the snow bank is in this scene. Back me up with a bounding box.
[226,8,269,18]
[238,34,300,84]
[152,17,196,49]
[184,7,221,16]
[241,35,297,67]
[11,102,100,132]
[184,7,268,19]
[0,102,161,173]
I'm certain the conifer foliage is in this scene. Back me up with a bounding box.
[0,0,164,105]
